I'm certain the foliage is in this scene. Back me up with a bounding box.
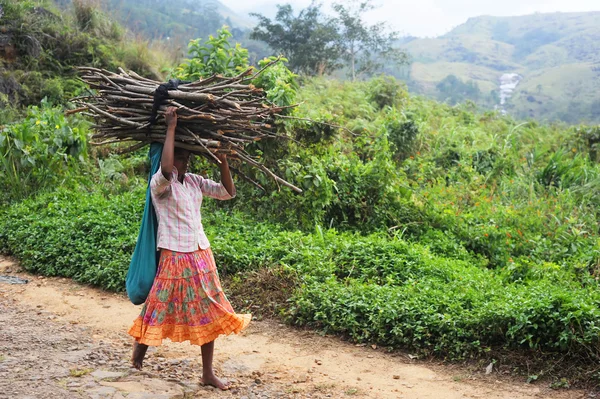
[0,187,143,290]
[436,75,482,106]
[170,28,297,110]
[0,0,161,108]
[73,0,122,39]
[171,26,249,81]
[252,57,298,108]
[250,0,408,79]
[3,190,600,368]
[368,75,407,109]
[0,100,89,202]
[331,0,409,80]
[250,3,341,76]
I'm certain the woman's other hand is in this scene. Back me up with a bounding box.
[165,107,178,129]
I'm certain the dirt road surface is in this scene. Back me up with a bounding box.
[0,255,591,399]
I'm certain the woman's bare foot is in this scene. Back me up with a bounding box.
[201,372,230,390]
[131,341,149,370]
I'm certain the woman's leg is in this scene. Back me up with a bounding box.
[201,341,229,390]
[131,341,149,370]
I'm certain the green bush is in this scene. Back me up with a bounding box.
[368,75,407,110]
[289,274,600,359]
[2,181,600,364]
[0,187,143,290]
[0,100,89,202]
[171,27,249,80]
[384,110,419,160]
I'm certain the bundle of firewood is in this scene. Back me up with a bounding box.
[71,61,302,192]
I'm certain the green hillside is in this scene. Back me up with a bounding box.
[0,0,168,114]
[94,0,269,63]
[401,12,600,124]
[100,0,251,41]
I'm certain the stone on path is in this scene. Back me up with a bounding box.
[91,370,125,380]
[88,386,118,399]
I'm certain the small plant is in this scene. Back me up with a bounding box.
[171,26,249,80]
[550,378,570,389]
[368,75,407,109]
[0,100,89,202]
[69,367,92,377]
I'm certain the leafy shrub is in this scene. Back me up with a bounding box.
[385,111,418,160]
[289,273,600,359]
[0,100,89,202]
[252,56,298,109]
[368,75,407,109]
[3,184,600,364]
[2,0,158,108]
[72,0,105,32]
[536,149,598,189]
[171,27,249,80]
[0,187,143,290]
[171,28,297,111]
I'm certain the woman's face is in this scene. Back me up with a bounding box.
[174,149,190,175]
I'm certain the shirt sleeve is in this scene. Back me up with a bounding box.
[193,174,235,200]
[150,167,174,197]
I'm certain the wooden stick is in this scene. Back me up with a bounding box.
[75,64,306,192]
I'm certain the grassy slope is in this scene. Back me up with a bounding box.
[411,61,502,93]
[510,63,600,122]
[103,0,253,40]
[401,12,600,123]
[0,0,169,112]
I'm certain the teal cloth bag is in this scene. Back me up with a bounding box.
[126,142,163,305]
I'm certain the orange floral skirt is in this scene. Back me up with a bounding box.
[128,247,251,346]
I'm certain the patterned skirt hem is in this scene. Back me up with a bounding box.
[128,312,252,346]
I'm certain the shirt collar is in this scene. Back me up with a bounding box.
[171,166,188,183]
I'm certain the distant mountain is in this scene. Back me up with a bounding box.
[399,12,600,124]
[104,0,253,42]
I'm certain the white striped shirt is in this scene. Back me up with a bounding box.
[150,166,234,252]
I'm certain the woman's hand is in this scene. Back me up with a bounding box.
[215,153,227,163]
[165,107,178,129]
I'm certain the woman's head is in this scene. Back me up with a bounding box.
[173,147,191,175]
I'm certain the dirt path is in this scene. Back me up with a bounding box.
[0,256,590,399]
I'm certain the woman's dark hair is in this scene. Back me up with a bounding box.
[174,147,191,159]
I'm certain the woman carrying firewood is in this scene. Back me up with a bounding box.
[128,106,251,390]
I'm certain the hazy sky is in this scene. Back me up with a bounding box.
[219,0,600,37]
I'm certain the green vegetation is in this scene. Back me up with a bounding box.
[3,1,600,387]
[0,0,165,110]
[54,0,270,64]
[0,187,143,291]
[0,99,88,202]
[170,27,249,80]
[436,75,482,105]
[250,0,408,79]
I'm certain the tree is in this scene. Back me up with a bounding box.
[331,0,408,80]
[436,75,481,105]
[250,3,341,76]
[250,0,408,79]
[536,84,543,94]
